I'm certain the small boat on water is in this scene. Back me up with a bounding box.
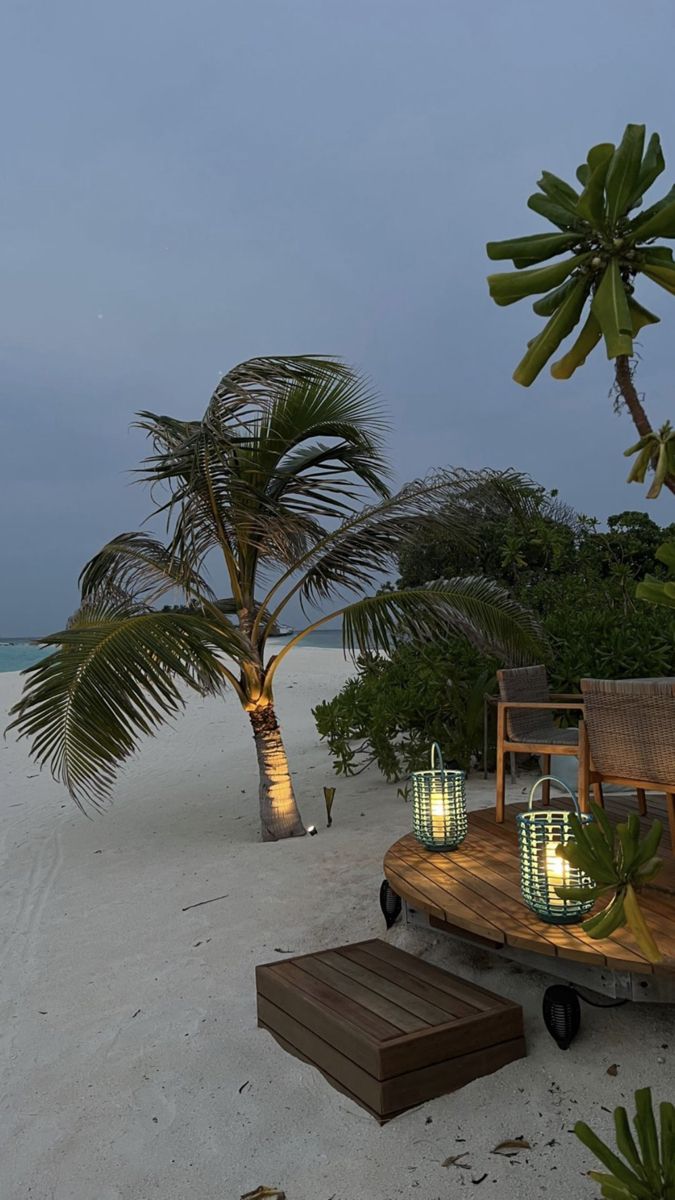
[267,623,294,638]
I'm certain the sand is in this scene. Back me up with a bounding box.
[1,647,672,1200]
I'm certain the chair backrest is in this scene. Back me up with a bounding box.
[498,665,554,742]
[581,677,675,786]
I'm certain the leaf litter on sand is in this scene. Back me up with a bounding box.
[240,1189,286,1200]
[492,1138,531,1156]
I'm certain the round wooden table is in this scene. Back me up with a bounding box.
[384,800,675,1001]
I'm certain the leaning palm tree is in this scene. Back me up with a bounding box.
[9,356,544,841]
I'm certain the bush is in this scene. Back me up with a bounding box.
[313,639,495,780]
[315,498,675,782]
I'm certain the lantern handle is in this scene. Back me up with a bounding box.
[528,775,583,815]
[430,742,444,771]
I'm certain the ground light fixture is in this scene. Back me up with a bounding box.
[411,743,467,851]
[516,777,595,924]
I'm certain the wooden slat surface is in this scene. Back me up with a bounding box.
[384,799,675,978]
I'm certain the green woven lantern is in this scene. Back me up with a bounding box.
[411,743,467,851]
[516,777,595,925]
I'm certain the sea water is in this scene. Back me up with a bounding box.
[0,628,346,673]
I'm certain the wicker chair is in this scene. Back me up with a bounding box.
[580,677,675,851]
[496,666,585,822]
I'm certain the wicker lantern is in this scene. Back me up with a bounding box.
[411,743,467,851]
[516,776,595,925]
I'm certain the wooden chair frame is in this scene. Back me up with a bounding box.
[496,697,587,822]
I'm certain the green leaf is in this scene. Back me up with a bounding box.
[591,260,634,358]
[487,255,585,306]
[574,1122,654,1198]
[642,262,675,295]
[635,131,665,200]
[550,311,602,378]
[527,192,585,231]
[605,124,646,226]
[632,199,675,239]
[576,163,590,187]
[628,297,660,335]
[655,541,675,570]
[532,277,580,316]
[634,1088,661,1190]
[486,232,579,264]
[537,171,581,217]
[630,184,675,233]
[513,276,591,385]
[636,579,675,609]
[578,145,614,226]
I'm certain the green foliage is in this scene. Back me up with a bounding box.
[313,639,496,780]
[575,1089,675,1199]
[557,803,664,962]
[316,494,675,782]
[487,124,675,385]
[638,542,675,609]
[625,423,675,498]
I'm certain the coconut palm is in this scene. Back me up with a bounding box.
[486,123,675,496]
[9,355,544,841]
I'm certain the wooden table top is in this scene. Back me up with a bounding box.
[384,798,675,977]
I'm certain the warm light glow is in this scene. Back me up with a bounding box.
[430,789,446,839]
[545,841,568,883]
[544,840,570,908]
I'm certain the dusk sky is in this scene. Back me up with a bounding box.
[3,0,675,635]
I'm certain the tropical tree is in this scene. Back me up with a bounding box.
[486,123,675,496]
[8,356,545,841]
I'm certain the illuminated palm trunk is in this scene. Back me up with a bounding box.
[249,702,306,841]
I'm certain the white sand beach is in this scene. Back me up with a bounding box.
[1,647,672,1200]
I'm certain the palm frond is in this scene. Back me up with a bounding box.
[79,532,214,608]
[206,354,355,427]
[290,470,540,610]
[7,609,248,810]
[341,579,547,662]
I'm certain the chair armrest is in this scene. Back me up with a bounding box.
[499,701,585,711]
[550,692,584,703]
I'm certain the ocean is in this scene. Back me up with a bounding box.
[0,628,345,673]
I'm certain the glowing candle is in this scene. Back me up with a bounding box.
[544,840,570,909]
[430,789,447,840]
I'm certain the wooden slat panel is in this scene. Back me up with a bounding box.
[318,949,453,1025]
[378,1006,525,1080]
[387,857,506,943]
[401,842,558,959]
[258,996,383,1112]
[360,940,510,1012]
[256,963,391,1075]
[380,1037,526,1115]
[384,865,445,922]
[338,945,480,1019]
[296,956,424,1032]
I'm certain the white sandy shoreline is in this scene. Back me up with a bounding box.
[1,647,672,1200]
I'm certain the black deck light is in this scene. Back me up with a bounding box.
[543,984,581,1049]
[379,880,402,929]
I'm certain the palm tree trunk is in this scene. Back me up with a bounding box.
[249,703,306,841]
[615,355,675,497]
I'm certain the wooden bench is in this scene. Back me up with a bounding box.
[255,938,526,1121]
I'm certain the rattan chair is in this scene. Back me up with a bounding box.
[579,677,675,852]
[496,666,585,822]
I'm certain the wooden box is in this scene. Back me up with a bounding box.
[256,938,526,1121]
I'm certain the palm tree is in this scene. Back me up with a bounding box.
[486,123,675,496]
[9,355,544,841]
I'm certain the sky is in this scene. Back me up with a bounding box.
[2,0,675,635]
